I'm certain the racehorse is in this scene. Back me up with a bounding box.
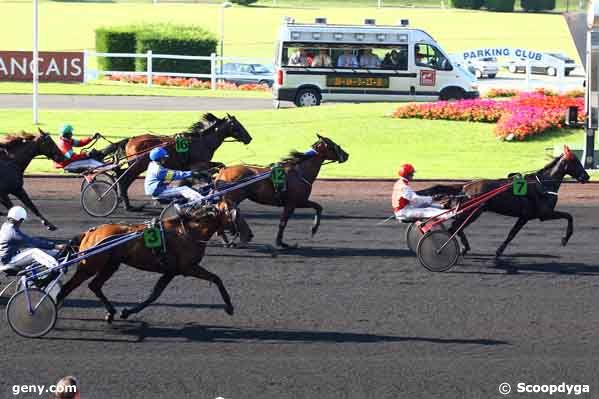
[428,146,589,257]
[102,113,252,211]
[214,134,349,248]
[0,130,66,230]
[56,201,238,322]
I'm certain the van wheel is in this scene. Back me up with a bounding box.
[440,88,464,101]
[474,69,482,79]
[547,67,557,76]
[508,65,517,73]
[488,73,496,79]
[295,88,321,107]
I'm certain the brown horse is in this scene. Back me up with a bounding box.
[107,113,252,211]
[56,201,238,322]
[0,129,66,230]
[422,146,590,257]
[214,134,349,248]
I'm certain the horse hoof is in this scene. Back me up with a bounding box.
[561,238,568,246]
[277,242,298,250]
[120,310,130,319]
[45,224,57,231]
[105,312,114,323]
[225,305,234,316]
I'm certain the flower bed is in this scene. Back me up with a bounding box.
[104,74,270,91]
[393,91,584,141]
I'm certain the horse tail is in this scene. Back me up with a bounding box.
[68,232,86,252]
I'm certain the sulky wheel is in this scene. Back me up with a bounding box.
[80,172,116,192]
[405,222,423,254]
[6,288,57,338]
[417,230,460,272]
[81,181,119,217]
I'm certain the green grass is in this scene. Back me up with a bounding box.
[0,81,272,97]
[0,2,581,62]
[0,103,587,179]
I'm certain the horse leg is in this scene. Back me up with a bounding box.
[447,207,485,255]
[14,188,56,231]
[496,217,528,257]
[56,267,96,307]
[118,162,144,212]
[187,265,234,315]
[121,273,175,320]
[305,200,323,237]
[540,210,573,246]
[275,206,296,249]
[0,194,14,215]
[236,213,254,246]
[87,263,120,323]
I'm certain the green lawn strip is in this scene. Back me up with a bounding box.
[0,81,272,98]
[0,3,580,62]
[0,104,587,179]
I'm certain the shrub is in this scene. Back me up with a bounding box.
[135,24,217,75]
[231,0,258,4]
[521,0,556,11]
[95,27,137,72]
[450,0,484,9]
[484,0,515,11]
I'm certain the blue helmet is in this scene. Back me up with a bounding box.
[149,147,169,161]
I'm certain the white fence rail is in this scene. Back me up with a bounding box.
[84,50,273,89]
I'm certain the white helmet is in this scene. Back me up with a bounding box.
[7,206,27,222]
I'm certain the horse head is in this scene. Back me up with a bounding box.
[36,128,67,163]
[223,113,252,145]
[182,200,239,239]
[559,145,589,183]
[313,134,349,163]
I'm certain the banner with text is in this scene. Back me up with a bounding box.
[0,51,84,82]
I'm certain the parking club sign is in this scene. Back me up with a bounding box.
[461,47,548,63]
[0,51,84,82]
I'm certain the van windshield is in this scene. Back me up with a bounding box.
[281,43,409,70]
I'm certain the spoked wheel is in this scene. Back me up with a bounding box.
[405,223,423,254]
[80,172,115,192]
[6,288,57,338]
[417,230,460,272]
[81,181,119,217]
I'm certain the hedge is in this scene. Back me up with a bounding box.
[449,0,484,9]
[231,0,258,4]
[484,0,515,11]
[521,0,556,11]
[135,24,217,74]
[95,27,137,72]
[95,24,217,75]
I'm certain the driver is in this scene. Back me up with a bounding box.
[0,206,60,274]
[145,147,203,201]
[55,124,105,172]
[392,163,447,220]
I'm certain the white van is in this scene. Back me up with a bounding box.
[272,17,479,107]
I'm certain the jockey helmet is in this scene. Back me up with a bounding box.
[398,163,415,178]
[60,124,74,138]
[149,147,169,162]
[7,206,27,222]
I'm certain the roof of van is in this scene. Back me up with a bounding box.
[279,19,436,45]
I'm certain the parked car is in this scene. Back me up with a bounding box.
[467,57,498,79]
[219,63,274,87]
[505,53,576,76]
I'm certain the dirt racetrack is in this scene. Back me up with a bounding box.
[0,179,598,399]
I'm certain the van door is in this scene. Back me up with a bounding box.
[413,43,455,101]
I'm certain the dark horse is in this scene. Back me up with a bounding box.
[57,201,238,322]
[214,134,349,248]
[423,146,589,257]
[0,130,66,230]
[103,113,252,211]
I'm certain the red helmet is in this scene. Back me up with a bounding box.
[398,163,415,178]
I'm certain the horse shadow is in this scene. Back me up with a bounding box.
[48,320,509,346]
[251,246,412,258]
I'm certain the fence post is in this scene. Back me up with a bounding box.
[525,59,531,90]
[147,50,153,87]
[211,52,217,90]
[377,0,382,8]
[83,49,88,83]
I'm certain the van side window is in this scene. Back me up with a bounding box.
[381,45,408,70]
[415,44,452,71]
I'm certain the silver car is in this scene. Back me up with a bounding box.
[219,63,274,87]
